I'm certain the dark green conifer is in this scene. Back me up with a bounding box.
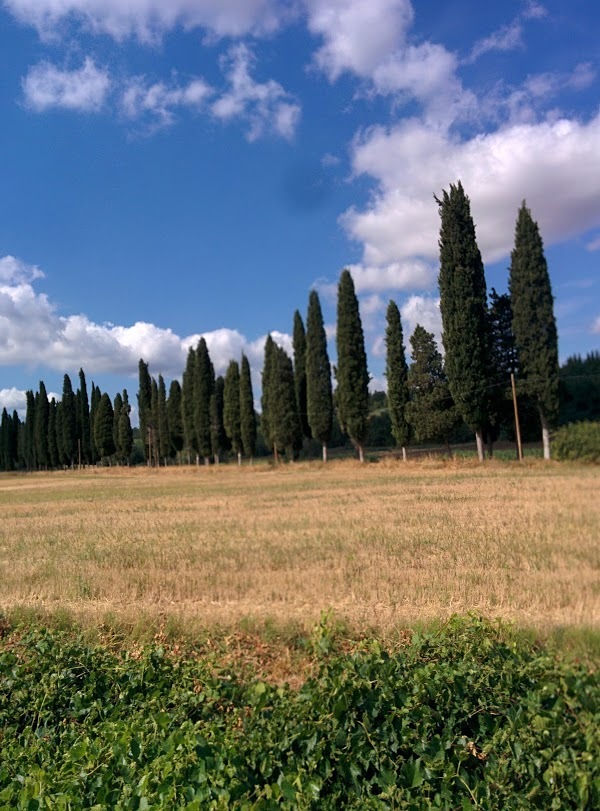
[89,383,101,464]
[336,269,369,462]
[117,400,133,465]
[157,375,170,465]
[268,345,302,462]
[78,369,91,464]
[261,335,276,453]
[385,300,410,457]
[181,347,197,463]
[194,338,214,463]
[34,381,50,469]
[406,325,460,453]
[293,310,311,440]
[0,409,9,471]
[224,360,242,464]
[137,359,153,464]
[24,389,36,471]
[486,289,518,453]
[240,354,257,462]
[509,201,559,459]
[306,290,333,462]
[47,398,58,469]
[94,392,115,462]
[167,380,184,462]
[437,181,489,460]
[209,375,227,464]
[61,374,77,467]
[113,392,123,457]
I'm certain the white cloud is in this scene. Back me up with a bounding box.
[5,0,284,43]
[22,57,111,112]
[0,256,44,284]
[346,261,435,293]
[212,44,300,141]
[468,23,523,63]
[121,75,213,129]
[345,112,600,269]
[0,387,28,415]
[400,295,442,350]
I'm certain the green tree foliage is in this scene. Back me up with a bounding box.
[293,310,311,440]
[78,369,91,465]
[167,380,184,460]
[268,344,302,461]
[406,325,460,451]
[47,399,59,469]
[157,375,170,465]
[89,383,101,464]
[224,361,242,464]
[61,375,77,467]
[485,289,518,449]
[261,335,276,452]
[0,409,10,471]
[34,381,50,469]
[112,392,123,454]
[137,359,153,464]
[210,375,227,464]
[560,351,600,425]
[194,338,214,463]
[336,270,369,462]
[181,347,197,462]
[553,420,600,463]
[24,390,35,470]
[240,354,257,461]
[385,300,410,453]
[117,399,133,465]
[94,392,115,462]
[437,182,489,460]
[306,290,333,462]
[509,201,559,458]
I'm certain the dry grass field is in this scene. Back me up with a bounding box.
[0,459,598,638]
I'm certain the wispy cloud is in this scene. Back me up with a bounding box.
[22,57,111,112]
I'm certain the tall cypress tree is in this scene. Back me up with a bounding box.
[486,289,518,452]
[0,409,9,471]
[34,381,50,469]
[406,325,460,453]
[90,383,101,464]
[210,375,227,464]
[47,399,59,469]
[78,368,91,465]
[61,374,77,467]
[24,390,36,471]
[385,300,410,458]
[94,392,115,463]
[157,375,170,465]
[224,360,242,465]
[336,269,369,462]
[181,347,197,463]
[261,335,276,453]
[437,181,489,461]
[11,410,21,470]
[293,310,311,441]
[117,400,133,465]
[113,392,123,458]
[509,201,559,459]
[306,290,333,462]
[167,380,184,462]
[137,359,153,464]
[150,377,159,466]
[269,344,302,462]
[194,338,214,464]
[240,354,257,462]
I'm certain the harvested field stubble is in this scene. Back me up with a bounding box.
[0,460,598,633]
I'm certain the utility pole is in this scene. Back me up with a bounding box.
[511,373,523,461]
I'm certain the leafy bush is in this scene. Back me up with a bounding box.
[1,617,598,809]
[553,420,600,463]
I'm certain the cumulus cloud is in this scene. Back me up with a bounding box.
[0,387,28,415]
[344,112,600,269]
[5,0,284,43]
[22,57,111,112]
[212,44,300,141]
[0,257,289,386]
[345,261,435,293]
[400,295,442,351]
[121,75,213,129]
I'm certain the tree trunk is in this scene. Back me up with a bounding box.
[204,456,210,466]
[214,453,220,465]
[322,443,328,463]
[475,430,485,462]
[402,446,407,462]
[237,451,242,466]
[274,447,279,465]
[358,444,364,463]
[540,411,551,460]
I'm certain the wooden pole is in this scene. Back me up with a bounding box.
[511,373,523,462]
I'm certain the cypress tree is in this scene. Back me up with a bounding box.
[181,347,197,463]
[261,335,276,453]
[486,289,518,453]
[61,374,77,467]
[0,409,9,471]
[269,344,302,462]
[437,181,489,461]
[240,354,257,462]
[34,381,50,469]
[157,375,170,465]
[210,375,227,464]
[406,325,460,453]
[78,369,91,464]
[55,401,65,466]
[89,383,101,464]
[306,290,333,462]
[194,338,214,464]
[224,360,242,465]
[8,409,20,470]
[385,300,410,458]
[336,269,370,462]
[113,392,123,459]
[117,401,133,465]
[167,380,184,462]
[95,392,115,463]
[509,201,559,459]
[150,377,159,466]
[47,398,59,468]
[24,389,36,471]
[293,310,311,440]
[138,359,153,464]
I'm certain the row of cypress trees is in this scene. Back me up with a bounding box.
[0,370,134,471]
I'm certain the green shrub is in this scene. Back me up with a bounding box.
[553,420,600,462]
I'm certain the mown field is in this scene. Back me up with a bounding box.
[0,458,598,635]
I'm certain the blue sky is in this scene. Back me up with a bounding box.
[1,0,599,416]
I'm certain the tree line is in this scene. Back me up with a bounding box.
[1,183,597,471]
